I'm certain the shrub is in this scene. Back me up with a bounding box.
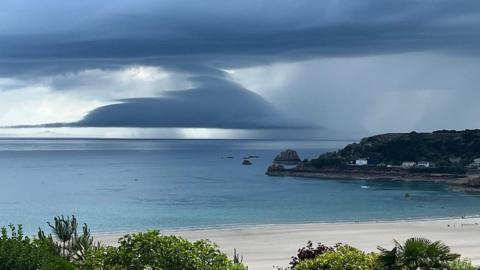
[289,241,334,269]
[85,230,246,270]
[0,224,75,270]
[294,244,377,270]
[77,245,117,269]
[449,258,477,270]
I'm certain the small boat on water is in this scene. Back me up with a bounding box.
[361,185,369,189]
[242,159,252,165]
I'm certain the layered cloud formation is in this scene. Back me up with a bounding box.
[33,77,313,129]
[1,0,480,137]
[3,0,480,74]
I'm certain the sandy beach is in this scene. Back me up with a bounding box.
[96,217,480,270]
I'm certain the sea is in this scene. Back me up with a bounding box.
[0,138,479,234]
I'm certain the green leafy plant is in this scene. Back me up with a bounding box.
[377,237,460,270]
[0,224,75,270]
[289,241,335,269]
[78,245,117,270]
[233,248,244,265]
[449,258,477,270]
[293,244,377,270]
[90,230,246,270]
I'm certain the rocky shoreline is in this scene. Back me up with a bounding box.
[267,168,467,182]
[267,167,480,192]
[266,150,480,192]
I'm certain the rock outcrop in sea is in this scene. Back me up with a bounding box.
[463,177,480,190]
[242,159,252,165]
[273,149,301,165]
[267,163,285,172]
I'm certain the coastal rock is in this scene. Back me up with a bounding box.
[242,159,252,165]
[465,177,480,188]
[273,149,301,165]
[451,177,480,192]
[267,163,285,172]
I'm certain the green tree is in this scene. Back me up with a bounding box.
[47,215,78,259]
[377,237,460,270]
[42,215,100,262]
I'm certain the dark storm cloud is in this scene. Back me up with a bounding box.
[2,0,480,131]
[13,77,316,129]
[1,0,480,77]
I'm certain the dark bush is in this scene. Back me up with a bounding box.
[289,241,335,269]
[310,158,346,168]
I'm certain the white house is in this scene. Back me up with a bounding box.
[355,159,368,166]
[471,158,480,168]
[449,157,461,164]
[401,161,416,168]
[474,158,480,165]
[417,161,431,168]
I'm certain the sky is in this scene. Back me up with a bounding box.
[1,0,480,139]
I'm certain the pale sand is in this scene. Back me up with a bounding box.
[95,218,480,270]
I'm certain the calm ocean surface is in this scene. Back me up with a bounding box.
[0,139,479,234]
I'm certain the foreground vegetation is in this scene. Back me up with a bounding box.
[286,239,476,270]
[0,215,477,269]
[0,216,246,270]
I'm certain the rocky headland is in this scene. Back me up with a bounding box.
[266,130,480,191]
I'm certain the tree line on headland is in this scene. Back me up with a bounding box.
[310,129,480,170]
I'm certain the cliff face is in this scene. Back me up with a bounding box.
[273,149,301,164]
[465,177,480,188]
[267,164,286,174]
[312,129,480,167]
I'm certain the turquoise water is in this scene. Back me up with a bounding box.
[0,139,479,234]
